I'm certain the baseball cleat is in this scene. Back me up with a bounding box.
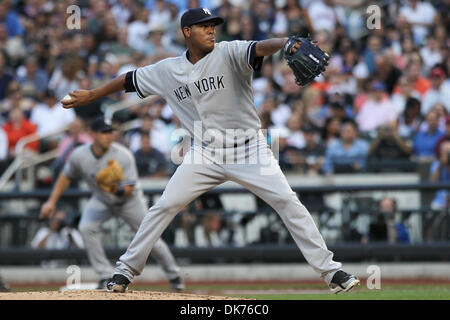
[329,270,360,294]
[106,274,130,293]
[170,276,185,292]
[96,278,110,290]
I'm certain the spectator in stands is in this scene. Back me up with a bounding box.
[419,35,443,74]
[368,123,412,170]
[374,49,402,96]
[127,6,151,53]
[356,80,398,133]
[412,109,444,159]
[321,116,341,146]
[31,210,84,268]
[141,25,182,59]
[0,125,7,171]
[48,55,83,101]
[295,125,326,175]
[404,60,432,98]
[0,50,13,101]
[429,141,450,210]
[195,212,228,247]
[17,55,48,100]
[0,1,24,38]
[307,0,345,34]
[434,115,450,160]
[2,107,38,158]
[391,75,422,116]
[362,197,410,244]
[398,0,438,45]
[322,120,369,174]
[134,130,167,178]
[30,90,76,136]
[422,66,450,115]
[397,97,423,140]
[128,113,170,158]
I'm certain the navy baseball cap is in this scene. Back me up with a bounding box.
[90,117,114,132]
[180,8,224,29]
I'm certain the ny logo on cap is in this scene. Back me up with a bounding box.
[203,8,211,15]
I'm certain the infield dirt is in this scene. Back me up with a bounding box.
[0,290,248,300]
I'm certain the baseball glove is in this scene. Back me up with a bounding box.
[283,35,330,86]
[96,159,124,194]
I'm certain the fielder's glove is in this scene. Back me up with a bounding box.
[283,35,330,86]
[96,159,124,194]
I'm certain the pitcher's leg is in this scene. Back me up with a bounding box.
[115,160,225,281]
[119,197,181,281]
[225,151,341,283]
[78,198,114,279]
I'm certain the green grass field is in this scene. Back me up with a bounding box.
[10,282,450,300]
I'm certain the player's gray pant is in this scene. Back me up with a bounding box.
[115,134,342,285]
[78,195,180,280]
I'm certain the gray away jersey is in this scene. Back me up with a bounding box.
[126,40,264,147]
[63,142,142,205]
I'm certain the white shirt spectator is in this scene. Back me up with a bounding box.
[111,1,132,28]
[128,119,170,157]
[47,68,80,101]
[271,103,292,127]
[420,46,442,74]
[0,127,8,161]
[127,20,150,52]
[422,80,450,115]
[391,91,421,115]
[30,102,76,135]
[399,1,436,44]
[307,0,345,33]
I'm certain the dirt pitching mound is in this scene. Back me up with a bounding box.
[0,290,249,300]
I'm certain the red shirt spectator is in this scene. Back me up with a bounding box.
[2,108,39,156]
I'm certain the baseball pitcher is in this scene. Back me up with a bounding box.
[61,8,359,294]
[40,117,184,291]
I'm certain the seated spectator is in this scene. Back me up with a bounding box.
[422,66,450,115]
[356,81,398,133]
[391,75,422,115]
[398,0,437,45]
[31,210,84,268]
[419,36,443,74]
[195,212,228,247]
[127,114,170,158]
[16,55,48,100]
[2,107,38,158]
[0,51,14,101]
[368,123,412,171]
[392,60,431,98]
[321,116,341,146]
[361,197,410,244]
[434,116,450,159]
[294,125,326,175]
[134,131,167,177]
[0,125,8,171]
[30,90,76,136]
[429,141,450,210]
[397,97,424,140]
[412,109,444,159]
[322,120,369,174]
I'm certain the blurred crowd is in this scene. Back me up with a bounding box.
[0,0,449,183]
